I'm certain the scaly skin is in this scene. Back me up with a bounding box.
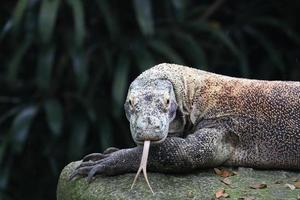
[70,63,300,182]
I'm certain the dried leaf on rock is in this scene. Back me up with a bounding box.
[187,191,194,198]
[214,168,222,175]
[274,180,283,184]
[221,177,232,185]
[215,188,229,199]
[294,182,300,189]
[214,168,235,177]
[291,177,299,182]
[249,183,267,189]
[238,197,256,200]
[285,183,296,190]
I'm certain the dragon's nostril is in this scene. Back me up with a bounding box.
[136,116,162,133]
[154,124,161,131]
[153,118,162,130]
[147,117,151,125]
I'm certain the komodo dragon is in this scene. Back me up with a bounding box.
[70,63,300,184]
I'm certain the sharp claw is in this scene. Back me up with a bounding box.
[77,158,107,170]
[83,153,107,162]
[75,160,94,169]
[103,147,119,154]
[69,170,79,181]
[87,169,96,183]
[71,149,118,182]
[69,166,93,181]
[86,164,104,183]
[87,174,95,183]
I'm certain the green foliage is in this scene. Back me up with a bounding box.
[10,105,38,153]
[133,0,154,35]
[44,99,63,136]
[0,0,299,199]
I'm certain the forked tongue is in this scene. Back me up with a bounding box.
[130,140,154,194]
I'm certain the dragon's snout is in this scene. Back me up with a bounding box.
[136,116,162,132]
[134,116,165,142]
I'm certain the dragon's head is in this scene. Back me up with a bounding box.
[124,79,177,145]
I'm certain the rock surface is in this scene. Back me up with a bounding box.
[57,161,300,200]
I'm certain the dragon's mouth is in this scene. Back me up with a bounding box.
[134,133,168,145]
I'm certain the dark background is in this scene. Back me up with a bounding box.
[0,0,299,199]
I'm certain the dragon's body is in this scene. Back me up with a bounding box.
[71,63,300,183]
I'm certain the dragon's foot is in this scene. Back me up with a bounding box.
[69,147,121,182]
[82,147,120,162]
[68,147,139,183]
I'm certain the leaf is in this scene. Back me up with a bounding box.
[249,183,267,189]
[274,180,283,184]
[186,191,194,198]
[221,170,233,177]
[12,0,28,34]
[82,102,97,123]
[67,0,87,90]
[252,17,300,45]
[244,27,286,73]
[148,40,185,64]
[67,0,85,47]
[238,197,256,200]
[221,178,232,185]
[188,22,249,76]
[132,0,154,35]
[112,53,130,117]
[0,134,9,166]
[222,193,229,198]
[71,50,88,91]
[36,46,55,89]
[170,0,186,20]
[134,46,155,72]
[285,183,296,190]
[38,0,60,44]
[10,105,38,152]
[172,31,207,69]
[68,113,88,160]
[0,20,12,40]
[98,118,113,151]
[294,182,300,189]
[212,29,249,76]
[95,0,119,39]
[215,189,223,199]
[170,0,185,12]
[214,167,222,175]
[214,168,235,177]
[44,99,63,137]
[232,171,239,175]
[48,156,59,176]
[215,188,229,199]
[0,164,10,190]
[291,177,299,182]
[0,106,23,125]
[6,39,31,81]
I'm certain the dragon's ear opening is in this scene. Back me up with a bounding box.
[168,100,177,120]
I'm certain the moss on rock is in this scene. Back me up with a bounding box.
[57,161,300,200]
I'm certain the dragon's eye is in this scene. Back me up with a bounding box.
[166,98,170,105]
[128,98,135,110]
[164,92,170,106]
[163,97,170,112]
